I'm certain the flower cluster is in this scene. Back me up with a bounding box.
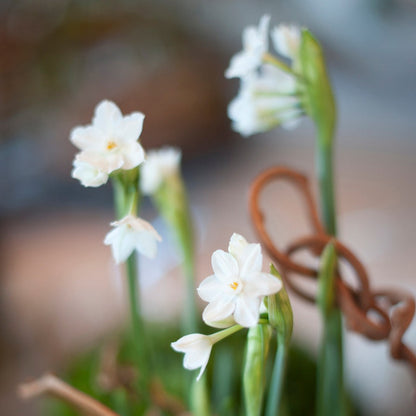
[70,100,182,264]
[172,233,282,379]
[226,15,304,136]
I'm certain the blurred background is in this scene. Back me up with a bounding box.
[1,0,416,415]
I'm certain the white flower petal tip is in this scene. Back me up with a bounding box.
[227,65,303,137]
[71,158,108,187]
[69,100,146,181]
[104,215,162,264]
[171,334,213,381]
[271,24,301,60]
[140,147,182,195]
[199,233,282,328]
[225,14,270,79]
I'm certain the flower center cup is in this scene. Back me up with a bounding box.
[106,141,117,150]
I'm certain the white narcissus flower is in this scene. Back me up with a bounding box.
[140,147,181,195]
[171,334,213,381]
[197,233,282,328]
[70,100,146,177]
[271,24,301,60]
[171,325,242,380]
[225,14,270,79]
[104,215,162,264]
[71,158,109,187]
[228,65,302,136]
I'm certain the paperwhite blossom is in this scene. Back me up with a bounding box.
[171,334,213,381]
[228,64,302,136]
[225,15,270,79]
[271,24,301,60]
[70,100,146,177]
[140,147,181,195]
[104,215,162,263]
[71,158,109,187]
[197,233,282,328]
[171,324,243,380]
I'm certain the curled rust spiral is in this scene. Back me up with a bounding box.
[249,166,416,374]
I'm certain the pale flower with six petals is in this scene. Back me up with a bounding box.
[70,100,146,181]
[104,215,162,264]
[197,233,282,328]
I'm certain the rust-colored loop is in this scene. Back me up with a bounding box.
[249,165,416,376]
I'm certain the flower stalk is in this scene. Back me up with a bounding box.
[298,29,345,416]
[243,323,272,416]
[112,172,150,401]
[316,243,345,416]
[265,265,293,416]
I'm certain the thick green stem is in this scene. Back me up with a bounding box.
[316,139,345,416]
[265,337,289,416]
[317,310,344,416]
[317,139,337,236]
[243,324,271,416]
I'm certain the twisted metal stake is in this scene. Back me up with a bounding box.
[249,166,416,374]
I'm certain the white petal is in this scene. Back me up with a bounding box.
[239,243,262,278]
[271,24,301,60]
[202,297,235,326]
[104,225,135,264]
[117,112,145,142]
[70,126,103,151]
[92,100,122,134]
[225,52,258,79]
[203,315,236,329]
[171,333,213,381]
[134,231,159,259]
[228,233,248,263]
[197,275,224,302]
[120,141,145,170]
[78,150,124,174]
[211,250,239,284]
[234,295,261,327]
[244,272,282,297]
[71,159,108,187]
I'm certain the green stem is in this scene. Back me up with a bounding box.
[317,139,337,236]
[182,255,198,334]
[265,336,289,416]
[126,253,150,396]
[316,135,345,415]
[317,310,344,416]
[112,173,150,403]
[263,53,300,78]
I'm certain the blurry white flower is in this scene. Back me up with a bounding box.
[197,233,282,328]
[228,65,302,136]
[70,100,145,176]
[225,14,270,79]
[140,147,181,195]
[71,158,108,187]
[171,324,243,380]
[171,334,213,381]
[271,24,301,60]
[104,215,162,263]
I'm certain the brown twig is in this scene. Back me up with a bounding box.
[18,373,120,416]
[249,165,416,376]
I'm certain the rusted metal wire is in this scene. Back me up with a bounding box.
[249,166,416,374]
